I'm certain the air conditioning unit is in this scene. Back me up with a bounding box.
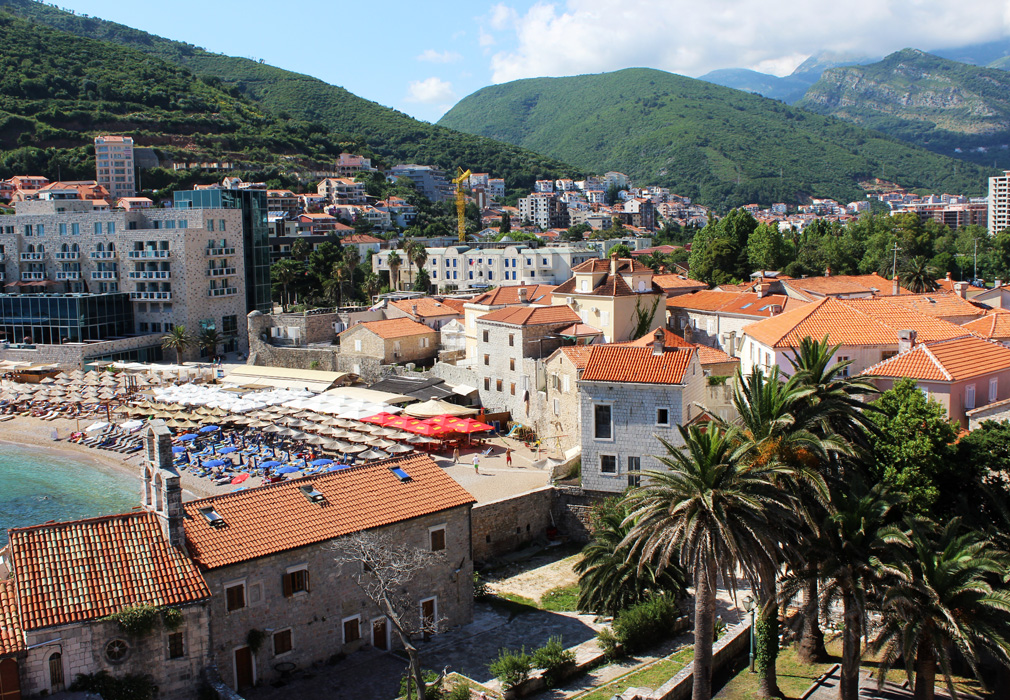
[565,297,573,305]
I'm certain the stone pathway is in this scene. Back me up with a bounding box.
[803,667,961,700]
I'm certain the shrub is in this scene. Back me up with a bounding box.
[489,647,532,690]
[612,595,682,654]
[531,636,576,687]
[104,604,180,637]
[398,669,440,700]
[70,671,158,700]
[596,627,622,660]
[473,571,491,601]
[446,679,472,700]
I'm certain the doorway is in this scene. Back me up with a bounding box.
[234,646,255,690]
[372,617,389,651]
[0,658,21,700]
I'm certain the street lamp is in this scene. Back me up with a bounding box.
[743,595,756,673]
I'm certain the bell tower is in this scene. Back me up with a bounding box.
[141,420,186,550]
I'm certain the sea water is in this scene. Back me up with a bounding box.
[0,443,138,545]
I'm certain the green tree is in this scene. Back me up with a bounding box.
[624,425,793,700]
[607,243,632,259]
[362,272,382,303]
[867,379,958,516]
[902,256,939,293]
[412,268,431,293]
[564,223,590,241]
[161,325,192,365]
[197,327,222,359]
[605,183,620,206]
[307,241,343,288]
[271,258,301,310]
[290,237,310,262]
[500,212,511,234]
[872,519,1010,700]
[403,239,426,285]
[387,249,402,291]
[746,223,787,272]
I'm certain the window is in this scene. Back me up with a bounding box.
[656,407,670,427]
[594,404,613,440]
[484,377,490,391]
[882,350,898,361]
[273,629,293,656]
[282,567,310,596]
[483,330,489,342]
[563,375,570,392]
[429,526,446,551]
[509,334,514,347]
[207,219,214,232]
[105,639,129,663]
[107,222,115,234]
[225,582,246,612]
[168,632,185,659]
[628,456,642,488]
[94,222,102,234]
[484,354,490,366]
[510,382,516,395]
[837,356,850,377]
[990,377,999,403]
[59,223,67,236]
[354,339,362,352]
[496,379,503,392]
[601,454,617,474]
[510,358,515,371]
[553,398,560,415]
[966,384,976,410]
[342,616,361,644]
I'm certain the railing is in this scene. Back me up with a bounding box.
[127,271,170,280]
[126,249,171,259]
[55,271,81,280]
[91,271,118,280]
[130,291,172,300]
[90,251,117,259]
[19,253,44,261]
[206,267,236,277]
[208,287,238,297]
[0,254,6,263]
[54,252,79,260]
[205,247,235,257]
[21,272,45,281]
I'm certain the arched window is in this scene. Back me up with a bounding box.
[154,473,164,512]
[26,244,34,253]
[60,243,68,253]
[47,652,64,693]
[142,466,152,507]
[71,243,79,253]
[108,242,115,252]
[96,243,105,252]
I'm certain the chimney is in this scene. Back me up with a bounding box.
[953,282,968,299]
[946,271,953,282]
[996,280,1003,289]
[756,282,768,299]
[898,329,917,354]
[141,421,186,551]
[892,274,900,297]
[769,304,783,316]
[518,286,528,303]
[683,323,694,343]
[652,327,665,356]
[825,266,832,277]
[610,251,618,276]
[411,304,418,316]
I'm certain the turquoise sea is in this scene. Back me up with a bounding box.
[0,443,138,545]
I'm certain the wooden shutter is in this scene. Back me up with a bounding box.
[303,570,310,593]
[282,572,292,597]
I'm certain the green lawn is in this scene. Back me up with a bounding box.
[539,584,581,612]
[715,644,835,700]
[575,646,694,700]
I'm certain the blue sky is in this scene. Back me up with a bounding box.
[52,1,1010,124]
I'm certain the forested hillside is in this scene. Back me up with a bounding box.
[439,68,994,208]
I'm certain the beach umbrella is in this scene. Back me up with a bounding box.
[231,473,250,485]
[442,417,494,434]
[203,459,229,468]
[403,399,477,418]
[309,458,333,467]
[218,446,238,454]
[405,435,438,444]
[275,465,300,474]
[262,424,283,434]
[358,449,388,461]
[303,435,328,446]
[172,446,187,453]
[341,444,368,454]
[385,443,412,454]
[177,433,197,441]
[360,412,396,426]
[120,420,144,431]
[345,433,370,443]
[326,465,351,472]
[259,460,283,469]
[199,425,220,433]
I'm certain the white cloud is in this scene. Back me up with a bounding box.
[417,49,463,64]
[479,27,496,48]
[405,77,456,104]
[489,0,1010,83]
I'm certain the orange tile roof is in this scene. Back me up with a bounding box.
[437,297,469,314]
[343,318,434,339]
[7,512,210,631]
[557,323,603,337]
[391,297,460,318]
[666,290,802,317]
[559,345,593,369]
[744,297,969,349]
[582,345,697,384]
[936,276,983,293]
[885,292,986,319]
[341,234,383,244]
[470,284,556,306]
[623,328,739,367]
[183,454,475,569]
[478,304,581,326]
[652,274,707,291]
[0,580,23,657]
[782,273,898,299]
[861,336,1010,382]
[961,310,1010,339]
[571,257,650,274]
[553,272,663,297]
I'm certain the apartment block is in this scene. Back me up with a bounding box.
[988,172,1010,235]
[518,193,568,230]
[94,135,136,200]
[388,164,453,202]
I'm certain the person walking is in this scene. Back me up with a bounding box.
[472,453,480,474]
[452,445,460,464]
[505,447,513,467]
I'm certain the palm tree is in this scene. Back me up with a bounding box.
[362,272,382,303]
[902,256,939,293]
[639,252,666,273]
[404,239,427,285]
[574,500,685,616]
[290,237,310,262]
[198,327,223,360]
[871,519,1010,700]
[387,249,402,291]
[324,261,346,308]
[272,259,299,311]
[161,325,192,365]
[623,425,794,700]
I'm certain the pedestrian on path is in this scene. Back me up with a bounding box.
[452,445,460,463]
[505,447,512,467]
[472,453,480,474]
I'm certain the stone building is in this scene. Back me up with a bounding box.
[536,346,591,452]
[579,330,706,494]
[387,297,461,331]
[462,283,556,361]
[338,318,438,367]
[179,453,475,692]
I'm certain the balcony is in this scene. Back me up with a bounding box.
[127,271,170,280]
[55,271,81,280]
[91,271,118,280]
[205,247,235,257]
[20,253,44,262]
[130,291,172,301]
[54,252,80,260]
[126,249,171,259]
[206,267,236,277]
[21,272,45,281]
[208,287,238,297]
[0,254,5,263]
[90,250,117,260]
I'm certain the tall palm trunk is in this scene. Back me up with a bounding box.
[756,597,781,697]
[913,640,936,700]
[797,575,828,663]
[693,557,716,700]
[841,588,862,700]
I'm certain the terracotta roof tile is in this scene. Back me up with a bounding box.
[7,512,210,631]
[571,257,649,274]
[554,272,663,298]
[559,346,593,369]
[390,298,460,319]
[437,297,469,314]
[623,328,739,367]
[557,323,603,337]
[183,454,475,570]
[652,274,707,291]
[962,310,1010,339]
[582,345,697,384]
[470,284,556,306]
[885,292,986,319]
[744,297,970,348]
[341,234,383,244]
[342,318,434,339]
[0,579,23,657]
[861,336,1010,382]
[478,305,581,326]
[782,273,899,299]
[666,291,803,317]
[936,277,983,293]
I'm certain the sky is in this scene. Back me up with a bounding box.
[51,0,1010,123]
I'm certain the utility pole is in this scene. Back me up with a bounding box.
[891,242,901,280]
[974,236,979,283]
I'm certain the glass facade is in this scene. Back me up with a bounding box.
[0,293,134,345]
[174,189,272,313]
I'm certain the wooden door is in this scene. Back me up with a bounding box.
[0,659,21,700]
[372,618,388,651]
[234,647,254,690]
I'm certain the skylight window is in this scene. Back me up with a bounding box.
[300,485,326,504]
[390,467,412,482]
[199,507,225,528]
[740,303,753,309]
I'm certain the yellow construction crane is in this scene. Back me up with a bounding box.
[452,167,471,243]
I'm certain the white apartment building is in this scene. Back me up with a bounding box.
[94,135,136,200]
[487,179,506,200]
[518,193,568,230]
[989,171,1010,235]
[317,178,367,206]
[0,199,249,358]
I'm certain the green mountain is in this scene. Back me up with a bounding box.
[797,49,1010,168]
[0,0,579,193]
[438,67,994,208]
[699,52,875,104]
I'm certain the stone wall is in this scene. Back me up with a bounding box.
[471,487,554,563]
[0,332,166,369]
[551,486,597,544]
